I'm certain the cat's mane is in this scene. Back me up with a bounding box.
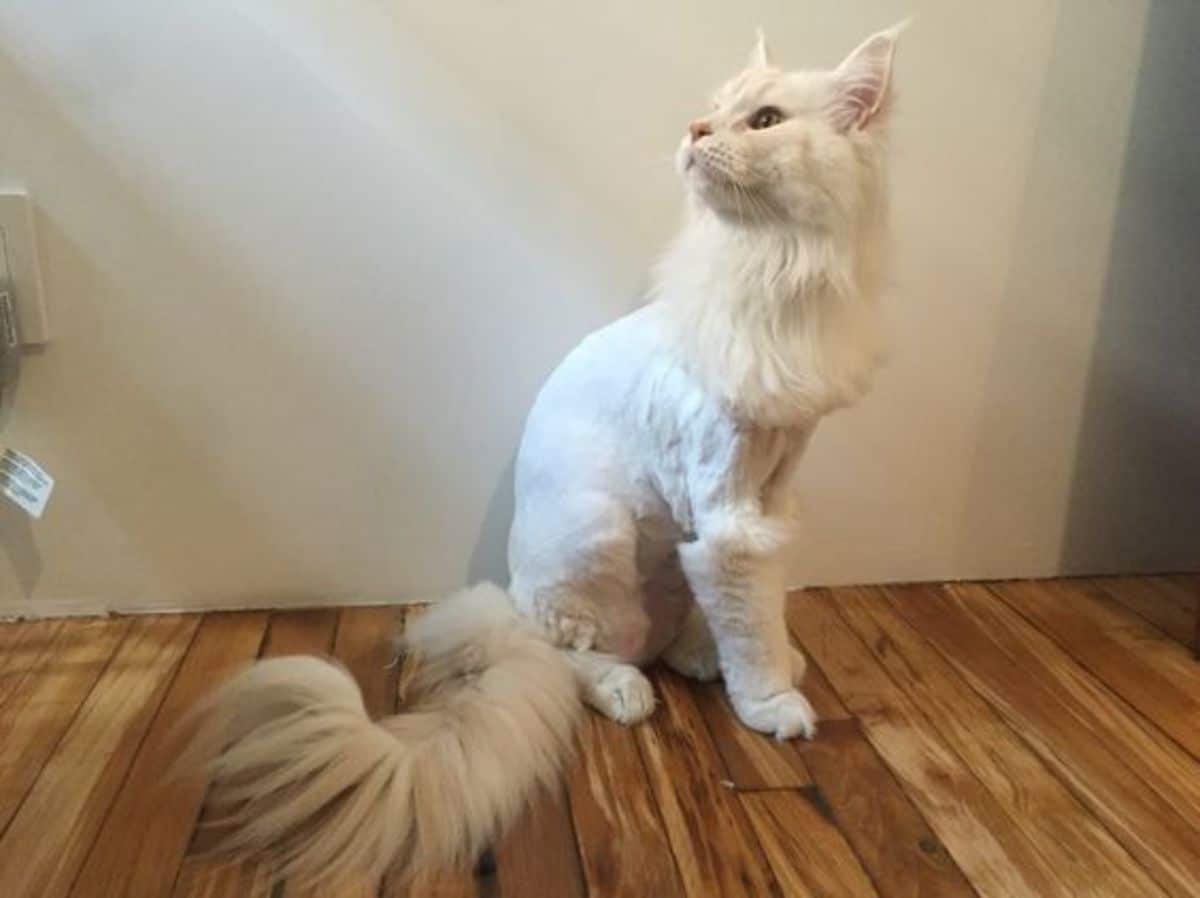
[652,146,890,427]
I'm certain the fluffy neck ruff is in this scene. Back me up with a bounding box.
[653,197,888,428]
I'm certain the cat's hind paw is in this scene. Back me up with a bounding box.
[542,607,600,652]
[585,664,656,725]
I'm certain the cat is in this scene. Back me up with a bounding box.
[180,23,903,890]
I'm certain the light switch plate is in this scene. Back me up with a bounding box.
[0,192,49,345]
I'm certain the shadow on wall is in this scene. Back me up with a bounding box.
[1060,0,1200,573]
[467,454,515,587]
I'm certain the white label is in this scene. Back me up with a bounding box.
[0,447,53,518]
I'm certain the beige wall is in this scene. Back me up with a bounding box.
[0,0,1181,615]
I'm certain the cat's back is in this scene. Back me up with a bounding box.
[531,304,667,421]
[514,304,676,489]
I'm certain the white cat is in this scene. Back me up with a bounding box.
[183,24,902,889]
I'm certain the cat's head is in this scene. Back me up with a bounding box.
[676,24,905,229]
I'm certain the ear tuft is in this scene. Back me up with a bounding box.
[828,21,907,131]
[748,27,772,69]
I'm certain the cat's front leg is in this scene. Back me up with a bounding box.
[678,511,817,740]
[663,600,810,686]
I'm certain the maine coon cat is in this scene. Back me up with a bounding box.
[181,24,903,889]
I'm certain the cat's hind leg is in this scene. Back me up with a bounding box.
[568,650,656,725]
[510,499,657,725]
[510,496,644,655]
[662,602,721,681]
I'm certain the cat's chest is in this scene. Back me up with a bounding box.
[637,399,813,533]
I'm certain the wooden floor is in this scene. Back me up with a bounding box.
[0,576,1196,898]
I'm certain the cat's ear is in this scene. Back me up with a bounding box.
[748,27,772,69]
[828,21,907,131]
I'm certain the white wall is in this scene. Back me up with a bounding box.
[0,0,1183,616]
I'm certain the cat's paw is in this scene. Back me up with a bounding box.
[585,665,656,725]
[732,689,818,741]
[662,636,721,682]
[542,607,599,652]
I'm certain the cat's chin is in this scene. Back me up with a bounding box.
[679,151,743,205]
[683,169,733,209]
[685,189,727,219]
[687,184,773,227]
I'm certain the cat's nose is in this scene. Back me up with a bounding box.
[688,119,713,143]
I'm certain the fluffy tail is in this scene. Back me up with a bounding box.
[178,583,580,888]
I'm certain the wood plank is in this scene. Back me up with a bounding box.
[990,579,1200,758]
[69,612,269,898]
[382,606,479,898]
[740,789,878,898]
[798,652,852,722]
[788,592,853,723]
[495,781,585,898]
[788,589,1064,898]
[566,710,684,898]
[0,616,128,833]
[387,868,475,898]
[798,718,974,898]
[696,656,882,898]
[260,607,340,656]
[1183,574,1200,657]
[635,668,781,898]
[941,583,1200,820]
[1144,575,1198,610]
[888,583,1200,898]
[0,614,200,898]
[693,681,811,789]
[172,862,275,898]
[1193,577,1200,658]
[839,584,1167,898]
[0,619,61,710]
[332,605,402,718]
[174,608,338,898]
[1089,576,1196,645]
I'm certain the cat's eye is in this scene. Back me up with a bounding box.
[748,106,784,130]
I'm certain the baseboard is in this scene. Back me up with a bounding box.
[5,570,1190,621]
[0,593,428,621]
[0,597,108,620]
